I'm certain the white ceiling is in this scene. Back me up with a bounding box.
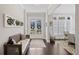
[20,4,75,15]
[23,4,50,10]
[21,4,60,12]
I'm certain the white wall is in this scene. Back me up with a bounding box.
[53,4,75,14]
[75,4,79,54]
[0,4,24,54]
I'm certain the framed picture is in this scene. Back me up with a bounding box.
[4,14,23,27]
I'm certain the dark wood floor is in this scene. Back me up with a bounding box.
[26,39,71,55]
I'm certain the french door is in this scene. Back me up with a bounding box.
[27,13,45,39]
[52,15,71,39]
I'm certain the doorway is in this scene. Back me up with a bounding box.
[27,13,46,39]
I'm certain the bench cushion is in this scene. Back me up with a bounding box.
[17,39,30,54]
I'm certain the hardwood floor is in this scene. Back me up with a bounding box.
[27,39,72,55]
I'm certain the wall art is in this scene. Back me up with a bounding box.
[4,14,23,27]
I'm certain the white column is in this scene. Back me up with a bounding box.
[24,10,28,35]
[46,12,50,43]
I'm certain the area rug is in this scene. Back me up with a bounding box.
[30,39,46,48]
